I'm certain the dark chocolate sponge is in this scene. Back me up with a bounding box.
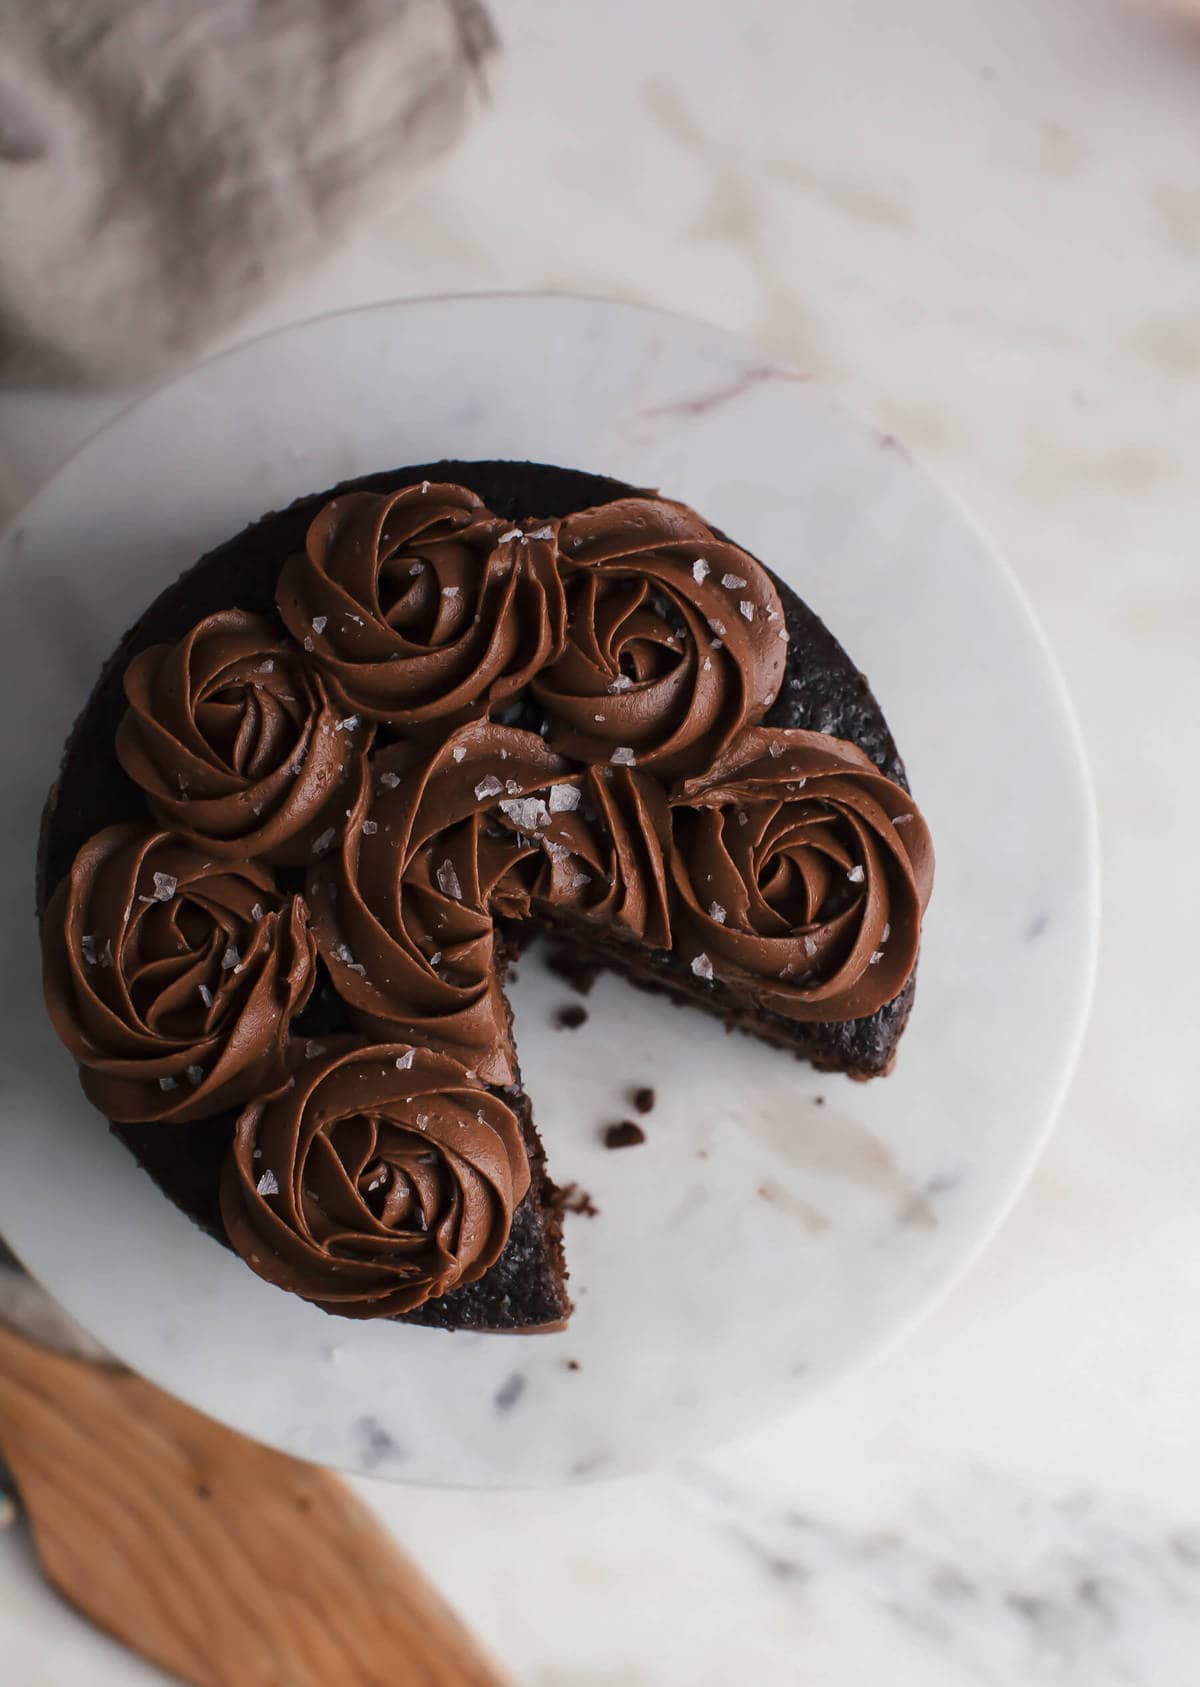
[37,459,914,1333]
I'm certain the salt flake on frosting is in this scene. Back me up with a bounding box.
[152,872,177,902]
[256,1169,280,1197]
[708,902,727,924]
[611,747,636,766]
[691,952,714,981]
[499,796,551,831]
[847,864,866,884]
[311,616,327,634]
[549,784,581,813]
[395,1049,415,1070]
[436,860,463,901]
[692,559,710,583]
[721,572,747,590]
[475,775,504,801]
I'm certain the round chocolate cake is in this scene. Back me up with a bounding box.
[37,461,933,1332]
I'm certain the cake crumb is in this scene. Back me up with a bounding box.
[564,1358,581,1372]
[632,1086,656,1114]
[603,1120,646,1150]
[544,943,602,995]
[559,1182,600,1218]
[554,1003,588,1030]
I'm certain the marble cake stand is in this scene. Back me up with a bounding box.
[0,297,1097,1486]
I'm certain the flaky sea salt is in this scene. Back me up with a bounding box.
[475,775,504,801]
[81,934,97,965]
[250,902,264,922]
[736,810,749,826]
[395,1049,415,1070]
[498,528,522,542]
[379,771,401,789]
[611,747,636,766]
[802,935,818,957]
[361,820,378,836]
[527,524,554,540]
[305,1040,327,1060]
[303,636,314,652]
[593,713,606,723]
[100,939,113,969]
[691,952,714,981]
[256,1169,280,1197]
[427,952,442,969]
[421,480,430,494]
[152,872,177,902]
[221,943,240,971]
[739,600,755,621]
[311,615,327,634]
[847,864,865,884]
[881,922,891,943]
[312,827,337,856]
[199,983,213,1008]
[693,558,710,583]
[869,950,884,966]
[504,779,522,796]
[452,746,467,763]
[335,715,358,733]
[333,942,367,977]
[499,796,551,831]
[721,572,747,590]
[437,860,463,901]
[159,1075,178,1092]
[709,902,727,924]
[702,657,713,672]
[548,783,581,814]
[707,617,726,637]
[256,659,274,674]
[609,674,634,693]
[778,627,789,641]
[893,813,914,826]
[185,1064,204,1087]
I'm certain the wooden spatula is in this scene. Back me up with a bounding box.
[0,1319,511,1686]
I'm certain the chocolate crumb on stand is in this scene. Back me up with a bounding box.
[553,1003,588,1030]
[603,1120,646,1150]
[631,1085,655,1114]
[557,1183,600,1218]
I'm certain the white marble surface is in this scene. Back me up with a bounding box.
[0,0,1196,1679]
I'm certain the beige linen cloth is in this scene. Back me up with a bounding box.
[0,0,495,383]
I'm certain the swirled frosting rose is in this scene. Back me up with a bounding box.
[487,762,672,949]
[275,483,566,727]
[115,610,366,865]
[42,825,317,1122]
[531,497,787,776]
[220,1040,530,1317]
[306,722,670,1079]
[670,728,934,1021]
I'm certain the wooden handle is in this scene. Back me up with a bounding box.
[0,1322,511,1687]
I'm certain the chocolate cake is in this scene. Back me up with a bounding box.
[37,460,933,1332]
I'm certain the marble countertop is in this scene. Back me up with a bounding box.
[2,0,1196,1681]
